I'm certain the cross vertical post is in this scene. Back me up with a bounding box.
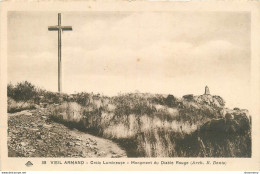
[58,13,62,92]
[48,13,72,93]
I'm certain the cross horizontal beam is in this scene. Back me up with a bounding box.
[48,26,73,31]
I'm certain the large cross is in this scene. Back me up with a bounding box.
[48,13,72,93]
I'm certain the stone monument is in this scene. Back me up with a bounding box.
[204,86,210,95]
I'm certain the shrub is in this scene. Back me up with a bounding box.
[8,97,35,113]
[151,95,166,105]
[7,83,15,98]
[42,91,63,104]
[234,107,240,111]
[165,95,176,107]
[178,114,251,157]
[8,81,37,102]
[183,94,194,101]
[113,94,156,117]
[74,92,91,106]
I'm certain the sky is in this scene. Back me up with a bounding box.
[8,11,251,109]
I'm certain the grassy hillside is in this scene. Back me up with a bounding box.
[7,81,251,157]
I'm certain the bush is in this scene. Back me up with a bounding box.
[113,94,156,117]
[178,114,251,157]
[8,81,37,102]
[74,92,91,106]
[42,91,63,104]
[183,94,194,101]
[165,95,176,107]
[7,83,15,98]
[234,107,240,111]
[8,97,35,113]
[151,95,166,105]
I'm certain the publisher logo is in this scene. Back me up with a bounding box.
[25,161,33,167]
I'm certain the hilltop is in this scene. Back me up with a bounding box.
[7,81,251,157]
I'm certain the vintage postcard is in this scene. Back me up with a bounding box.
[0,1,259,171]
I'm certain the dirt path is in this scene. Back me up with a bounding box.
[8,108,126,158]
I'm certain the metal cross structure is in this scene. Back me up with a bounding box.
[48,13,72,93]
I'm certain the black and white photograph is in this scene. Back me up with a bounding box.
[6,10,253,159]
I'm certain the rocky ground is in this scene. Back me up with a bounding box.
[8,107,127,158]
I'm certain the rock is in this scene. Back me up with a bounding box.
[12,130,19,134]
[75,142,81,146]
[43,124,52,129]
[99,151,106,156]
[30,128,39,131]
[30,149,36,152]
[112,154,123,158]
[228,108,250,120]
[75,137,81,141]
[57,113,65,120]
[40,103,48,108]
[35,105,41,109]
[30,123,37,126]
[212,95,225,106]
[225,113,234,120]
[196,94,225,107]
[37,135,42,139]
[20,142,27,146]
[20,110,33,116]
[66,142,72,146]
